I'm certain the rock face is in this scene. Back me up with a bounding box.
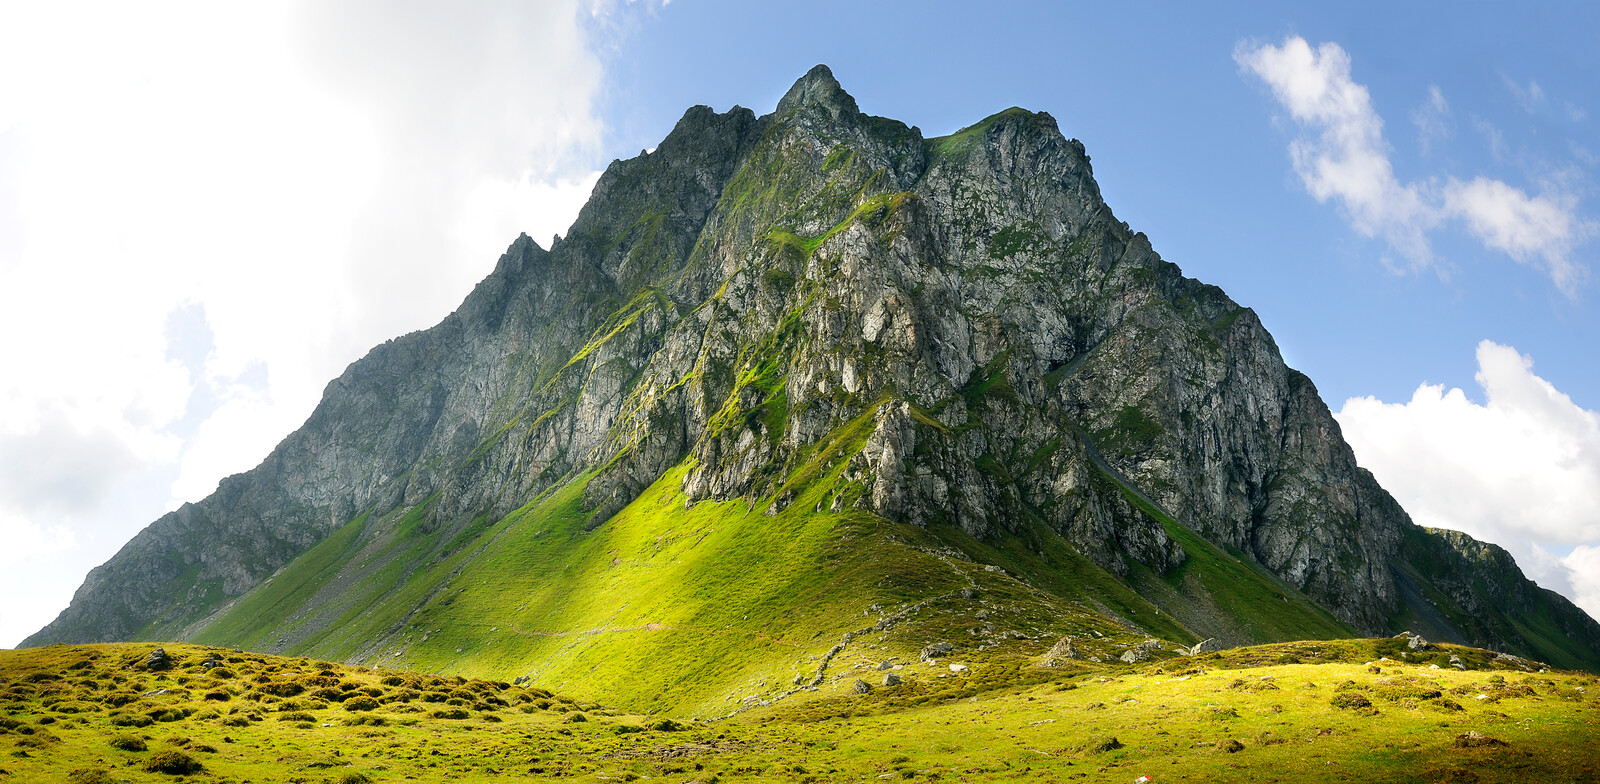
[24,66,1600,672]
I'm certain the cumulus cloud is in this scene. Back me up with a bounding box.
[1236,37,1591,291]
[1561,545,1600,622]
[0,0,627,646]
[1335,341,1600,619]
[1234,38,1436,262]
[1442,177,1583,288]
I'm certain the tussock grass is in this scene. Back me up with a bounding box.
[2,641,1595,782]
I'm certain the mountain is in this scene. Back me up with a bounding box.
[24,66,1599,712]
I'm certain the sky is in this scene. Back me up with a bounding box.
[0,0,1596,648]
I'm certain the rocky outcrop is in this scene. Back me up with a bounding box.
[25,66,1600,671]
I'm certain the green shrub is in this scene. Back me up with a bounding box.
[109,712,154,728]
[145,707,189,723]
[109,734,147,751]
[1330,693,1374,711]
[343,696,380,711]
[256,681,304,697]
[143,750,202,775]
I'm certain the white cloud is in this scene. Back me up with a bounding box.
[1335,341,1600,620]
[1412,85,1451,156]
[1234,37,1435,263]
[0,0,619,646]
[1236,37,1591,291]
[1561,545,1600,621]
[1442,177,1583,289]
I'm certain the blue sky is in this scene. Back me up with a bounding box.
[0,1,1595,646]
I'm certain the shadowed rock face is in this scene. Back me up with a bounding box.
[26,65,1600,671]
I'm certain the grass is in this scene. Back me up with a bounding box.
[928,107,1038,160]
[3,640,1595,783]
[178,385,1364,721]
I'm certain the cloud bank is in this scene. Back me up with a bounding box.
[1335,341,1600,620]
[1236,37,1590,291]
[0,0,619,646]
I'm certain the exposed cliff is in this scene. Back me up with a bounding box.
[26,66,1599,686]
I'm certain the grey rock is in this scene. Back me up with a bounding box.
[1045,636,1080,661]
[1119,648,1150,664]
[850,678,872,694]
[1187,638,1218,655]
[883,672,902,687]
[920,642,954,662]
[142,647,172,671]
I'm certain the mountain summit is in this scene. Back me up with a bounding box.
[26,67,1598,710]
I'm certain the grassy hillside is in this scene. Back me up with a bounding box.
[2,641,1595,783]
[172,394,1368,716]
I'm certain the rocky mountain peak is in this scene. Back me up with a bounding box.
[776,63,861,118]
[24,65,1600,685]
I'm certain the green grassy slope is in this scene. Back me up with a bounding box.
[3,641,1595,783]
[179,391,1379,718]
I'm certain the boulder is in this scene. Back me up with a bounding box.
[1119,648,1150,664]
[142,648,173,671]
[919,642,954,662]
[850,679,872,695]
[883,673,902,687]
[1046,636,1080,660]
